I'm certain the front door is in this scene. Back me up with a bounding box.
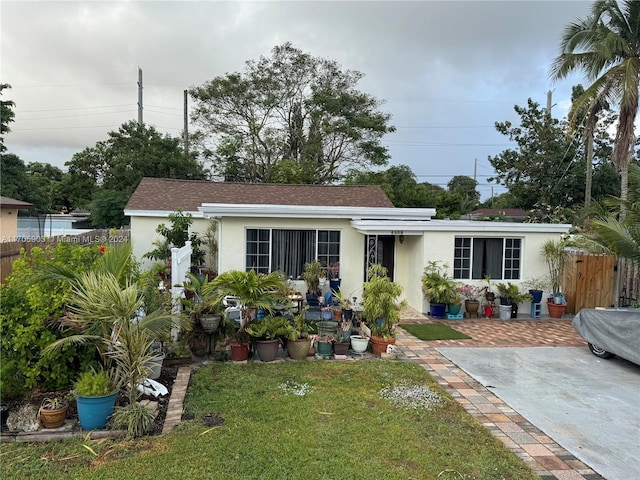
[364,235,395,281]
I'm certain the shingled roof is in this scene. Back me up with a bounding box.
[0,196,34,209]
[125,178,395,212]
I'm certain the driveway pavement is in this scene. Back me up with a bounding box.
[437,346,640,480]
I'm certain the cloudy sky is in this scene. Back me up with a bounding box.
[2,0,592,199]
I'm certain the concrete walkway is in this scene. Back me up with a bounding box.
[395,307,606,480]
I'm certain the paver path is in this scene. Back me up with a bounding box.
[395,307,605,480]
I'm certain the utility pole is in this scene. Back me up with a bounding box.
[183,89,189,154]
[546,90,552,117]
[137,67,143,125]
[473,158,477,183]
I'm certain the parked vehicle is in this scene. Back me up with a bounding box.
[572,308,640,364]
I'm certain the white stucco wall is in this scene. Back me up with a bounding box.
[417,228,566,314]
[130,212,569,316]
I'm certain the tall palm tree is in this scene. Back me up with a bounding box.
[550,0,640,219]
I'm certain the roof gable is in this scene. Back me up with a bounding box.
[125,178,394,211]
[0,196,34,209]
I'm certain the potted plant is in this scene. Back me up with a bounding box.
[362,264,406,355]
[523,275,550,304]
[421,261,458,319]
[459,284,481,316]
[315,335,333,357]
[285,309,312,360]
[447,283,463,316]
[328,261,341,291]
[332,288,354,320]
[209,269,288,325]
[222,315,251,361]
[302,260,325,306]
[542,238,569,318]
[244,316,291,362]
[74,368,119,430]
[39,396,69,429]
[495,282,533,319]
[182,272,224,333]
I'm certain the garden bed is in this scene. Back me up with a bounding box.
[1,366,178,439]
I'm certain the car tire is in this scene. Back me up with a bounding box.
[588,343,614,359]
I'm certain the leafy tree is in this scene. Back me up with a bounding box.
[488,98,617,210]
[25,162,69,213]
[0,83,15,153]
[345,165,434,208]
[551,0,640,217]
[90,190,129,228]
[0,153,27,200]
[66,120,206,197]
[446,175,480,214]
[190,42,395,183]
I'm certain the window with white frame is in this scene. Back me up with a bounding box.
[245,228,340,278]
[453,237,521,280]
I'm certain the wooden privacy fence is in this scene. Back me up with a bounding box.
[563,253,617,314]
[0,229,130,284]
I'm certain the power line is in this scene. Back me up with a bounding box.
[18,104,133,113]
[17,110,136,121]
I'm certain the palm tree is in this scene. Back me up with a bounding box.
[550,0,640,219]
[585,164,640,265]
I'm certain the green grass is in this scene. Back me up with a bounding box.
[401,322,472,340]
[0,361,535,480]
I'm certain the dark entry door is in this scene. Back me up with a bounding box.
[364,235,395,281]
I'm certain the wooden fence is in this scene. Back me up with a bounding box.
[563,253,640,312]
[0,229,130,284]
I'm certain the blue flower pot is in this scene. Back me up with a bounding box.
[76,390,118,430]
[430,303,446,319]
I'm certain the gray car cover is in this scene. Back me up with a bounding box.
[572,308,640,365]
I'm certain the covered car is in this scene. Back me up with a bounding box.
[572,308,640,364]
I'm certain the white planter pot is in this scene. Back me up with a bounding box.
[350,335,369,353]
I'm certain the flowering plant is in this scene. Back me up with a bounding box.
[459,284,481,302]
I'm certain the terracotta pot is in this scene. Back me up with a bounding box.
[230,343,249,361]
[39,405,68,429]
[370,335,396,356]
[547,301,566,318]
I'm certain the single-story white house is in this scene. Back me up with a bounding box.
[124,178,571,315]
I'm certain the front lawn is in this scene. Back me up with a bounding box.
[0,360,536,480]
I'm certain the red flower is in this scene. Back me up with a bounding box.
[99,245,106,253]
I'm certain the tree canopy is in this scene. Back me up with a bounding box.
[0,84,15,153]
[190,43,395,184]
[488,98,619,212]
[66,121,206,201]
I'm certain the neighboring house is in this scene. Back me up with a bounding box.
[125,178,571,315]
[467,208,529,222]
[0,196,34,241]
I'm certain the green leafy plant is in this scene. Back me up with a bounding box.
[302,260,325,294]
[542,238,570,295]
[143,209,205,270]
[285,309,312,341]
[40,397,68,410]
[362,264,405,339]
[245,316,291,340]
[74,368,118,397]
[110,402,155,438]
[0,242,105,396]
[208,269,288,324]
[495,282,533,304]
[421,261,459,305]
